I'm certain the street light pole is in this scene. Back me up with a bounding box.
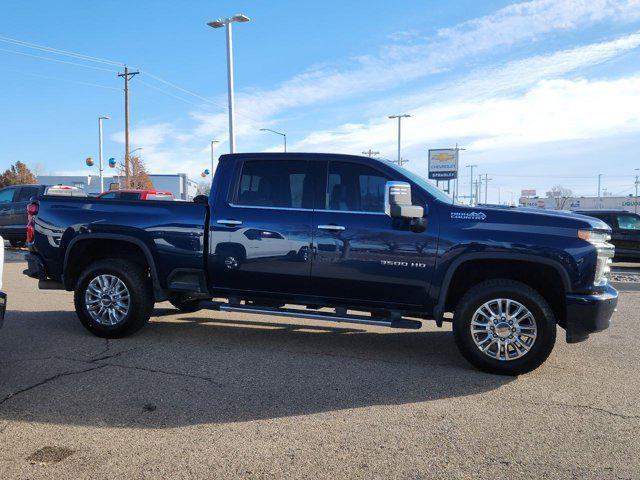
[211,140,220,175]
[259,128,287,152]
[466,164,477,205]
[635,168,639,214]
[598,173,603,199]
[98,116,110,193]
[208,14,251,154]
[388,114,410,164]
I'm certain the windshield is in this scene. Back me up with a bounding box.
[385,162,456,204]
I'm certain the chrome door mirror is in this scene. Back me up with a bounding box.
[384,181,424,219]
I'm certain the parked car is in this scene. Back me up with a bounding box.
[0,184,86,246]
[576,210,640,260]
[0,235,6,328]
[97,189,174,201]
[23,153,617,375]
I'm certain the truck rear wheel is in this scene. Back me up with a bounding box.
[74,259,154,338]
[453,279,556,375]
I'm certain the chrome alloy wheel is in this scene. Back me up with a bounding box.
[85,274,130,326]
[470,298,537,361]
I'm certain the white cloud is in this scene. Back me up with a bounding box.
[102,1,640,180]
[290,75,640,160]
[186,0,640,145]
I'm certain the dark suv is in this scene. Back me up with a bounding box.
[578,210,640,260]
[0,184,46,247]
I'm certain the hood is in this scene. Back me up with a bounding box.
[451,204,610,231]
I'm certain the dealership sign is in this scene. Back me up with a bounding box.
[521,189,536,197]
[428,149,458,180]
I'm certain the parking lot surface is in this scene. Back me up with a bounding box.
[0,255,638,479]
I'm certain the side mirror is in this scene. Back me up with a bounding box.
[384,181,424,219]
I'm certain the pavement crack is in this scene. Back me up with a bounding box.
[89,345,139,363]
[102,363,222,386]
[0,364,108,407]
[548,401,639,420]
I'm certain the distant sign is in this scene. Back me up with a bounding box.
[521,189,536,197]
[428,149,458,180]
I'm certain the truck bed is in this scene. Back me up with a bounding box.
[30,195,208,291]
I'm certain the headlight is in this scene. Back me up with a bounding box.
[578,229,614,286]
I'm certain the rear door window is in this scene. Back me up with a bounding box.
[15,186,39,202]
[236,160,310,209]
[616,213,640,230]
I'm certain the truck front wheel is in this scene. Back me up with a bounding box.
[453,279,556,375]
[74,259,154,338]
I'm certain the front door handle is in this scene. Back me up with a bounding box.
[318,224,345,231]
[217,219,243,226]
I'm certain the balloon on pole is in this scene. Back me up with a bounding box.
[108,158,116,168]
[85,157,94,167]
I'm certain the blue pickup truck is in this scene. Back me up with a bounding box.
[23,153,618,375]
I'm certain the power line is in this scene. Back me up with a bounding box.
[141,70,229,110]
[0,47,119,72]
[0,34,123,66]
[4,68,119,90]
[137,80,205,108]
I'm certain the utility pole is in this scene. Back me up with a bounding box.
[635,169,640,214]
[362,149,379,158]
[597,173,603,199]
[453,144,466,203]
[118,66,139,186]
[211,140,220,177]
[484,174,492,203]
[388,114,410,164]
[466,164,477,205]
[398,157,409,166]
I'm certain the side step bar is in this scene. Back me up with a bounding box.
[199,301,422,329]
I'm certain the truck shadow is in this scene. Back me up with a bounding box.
[0,309,514,428]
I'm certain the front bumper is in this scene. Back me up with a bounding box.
[0,292,6,328]
[565,284,618,343]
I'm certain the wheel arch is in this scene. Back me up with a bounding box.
[63,233,163,300]
[434,253,570,327]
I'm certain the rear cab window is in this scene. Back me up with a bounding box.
[235,159,312,209]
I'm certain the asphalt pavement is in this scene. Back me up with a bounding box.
[0,257,638,479]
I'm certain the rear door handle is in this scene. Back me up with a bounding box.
[318,224,345,231]
[217,219,243,226]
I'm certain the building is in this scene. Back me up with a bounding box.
[38,173,200,201]
[519,194,640,213]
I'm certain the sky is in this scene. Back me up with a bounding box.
[1,0,640,203]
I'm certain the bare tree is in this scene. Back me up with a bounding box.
[117,155,154,190]
[197,181,211,196]
[546,185,573,210]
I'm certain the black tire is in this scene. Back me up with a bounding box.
[168,292,203,312]
[74,259,154,338]
[453,279,556,375]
